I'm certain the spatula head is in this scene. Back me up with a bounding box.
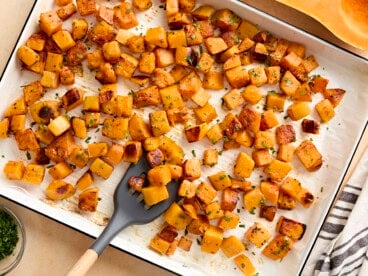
[113,156,178,225]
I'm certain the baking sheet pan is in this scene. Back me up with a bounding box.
[0,0,368,275]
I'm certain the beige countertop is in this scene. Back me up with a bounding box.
[0,1,367,276]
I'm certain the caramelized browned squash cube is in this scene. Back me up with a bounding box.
[123,141,142,163]
[276,216,306,240]
[46,180,76,200]
[262,235,294,260]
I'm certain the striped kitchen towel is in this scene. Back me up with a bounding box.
[305,148,368,276]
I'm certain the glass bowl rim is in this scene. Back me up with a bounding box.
[0,204,26,275]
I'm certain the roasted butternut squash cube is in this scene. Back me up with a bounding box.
[128,114,151,141]
[102,118,129,140]
[243,187,265,214]
[159,85,184,111]
[104,143,124,165]
[164,202,191,230]
[174,46,193,67]
[151,68,175,88]
[201,225,224,254]
[123,141,142,163]
[148,165,172,186]
[221,187,239,211]
[265,66,281,84]
[192,5,215,20]
[69,146,88,168]
[23,81,45,106]
[127,35,145,54]
[295,140,323,172]
[3,161,25,180]
[280,71,300,96]
[52,30,75,51]
[281,177,314,208]
[76,170,94,190]
[260,181,279,204]
[48,115,70,137]
[45,131,75,163]
[252,149,272,167]
[277,144,295,162]
[195,52,214,73]
[71,18,88,40]
[254,131,275,149]
[241,85,262,105]
[206,124,223,144]
[202,71,224,90]
[248,66,267,86]
[220,45,239,62]
[187,215,209,235]
[89,158,113,179]
[245,222,271,248]
[78,187,98,212]
[223,54,241,71]
[177,236,192,252]
[276,216,307,240]
[183,158,201,181]
[234,254,256,276]
[141,186,169,206]
[59,66,74,85]
[184,23,203,46]
[236,18,258,39]
[10,115,26,132]
[0,118,9,138]
[204,37,228,55]
[278,191,296,210]
[234,152,254,178]
[218,211,239,230]
[275,124,296,145]
[205,201,223,220]
[225,66,249,88]
[115,53,138,79]
[170,65,189,82]
[83,96,99,112]
[96,62,116,84]
[293,82,312,102]
[46,180,76,200]
[57,4,77,22]
[322,88,345,107]
[262,235,293,260]
[184,123,208,143]
[40,71,59,88]
[309,75,329,93]
[145,26,168,48]
[134,86,161,108]
[196,182,217,205]
[208,171,231,191]
[179,71,202,99]
[139,52,156,74]
[222,89,245,110]
[102,41,121,63]
[87,49,103,69]
[287,102,311,121]
[167,12,193,29]
[264,159,292,180]
[315,99,335,122]
[178,179,196,198]
[211,9,240,31]
[191,87,210,107]
[203,149,218,166]
[154,48,174,67]
[194,103,217,123]
[260,205,277,222]
[85,112,100,129]
[62,88,84,111]
[168,164,182,180]
[260,109,279,130]
[167,30,187,48]
[48,162,72,180]
[149,110,170,137]
[149,235,171,255]
[114,2,138,29]
[15,128,40,151]
[87,142,108,158]
[159,136,184,165]
[26,33,46,51]
[76,0,96,15]
[44,52,63,72]
[39,11,62,37]
[221,235,245,258]
[266,92,285,112]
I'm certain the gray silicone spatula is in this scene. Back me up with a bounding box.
[66,156,178,276]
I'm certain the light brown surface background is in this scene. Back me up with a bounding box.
[0,0,367,275]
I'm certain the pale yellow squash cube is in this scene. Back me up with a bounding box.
[48,115,71,136]
[234,254,256,276]
[142,186,169,206]
[40,71,59,88]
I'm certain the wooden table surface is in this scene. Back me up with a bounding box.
[0,1,366,276]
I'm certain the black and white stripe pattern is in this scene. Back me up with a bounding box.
[311,150,368,276]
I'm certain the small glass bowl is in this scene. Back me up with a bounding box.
[0,205,26,275]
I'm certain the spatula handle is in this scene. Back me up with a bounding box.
[66,249,98,276]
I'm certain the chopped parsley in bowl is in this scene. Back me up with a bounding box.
[0,205,25,274]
